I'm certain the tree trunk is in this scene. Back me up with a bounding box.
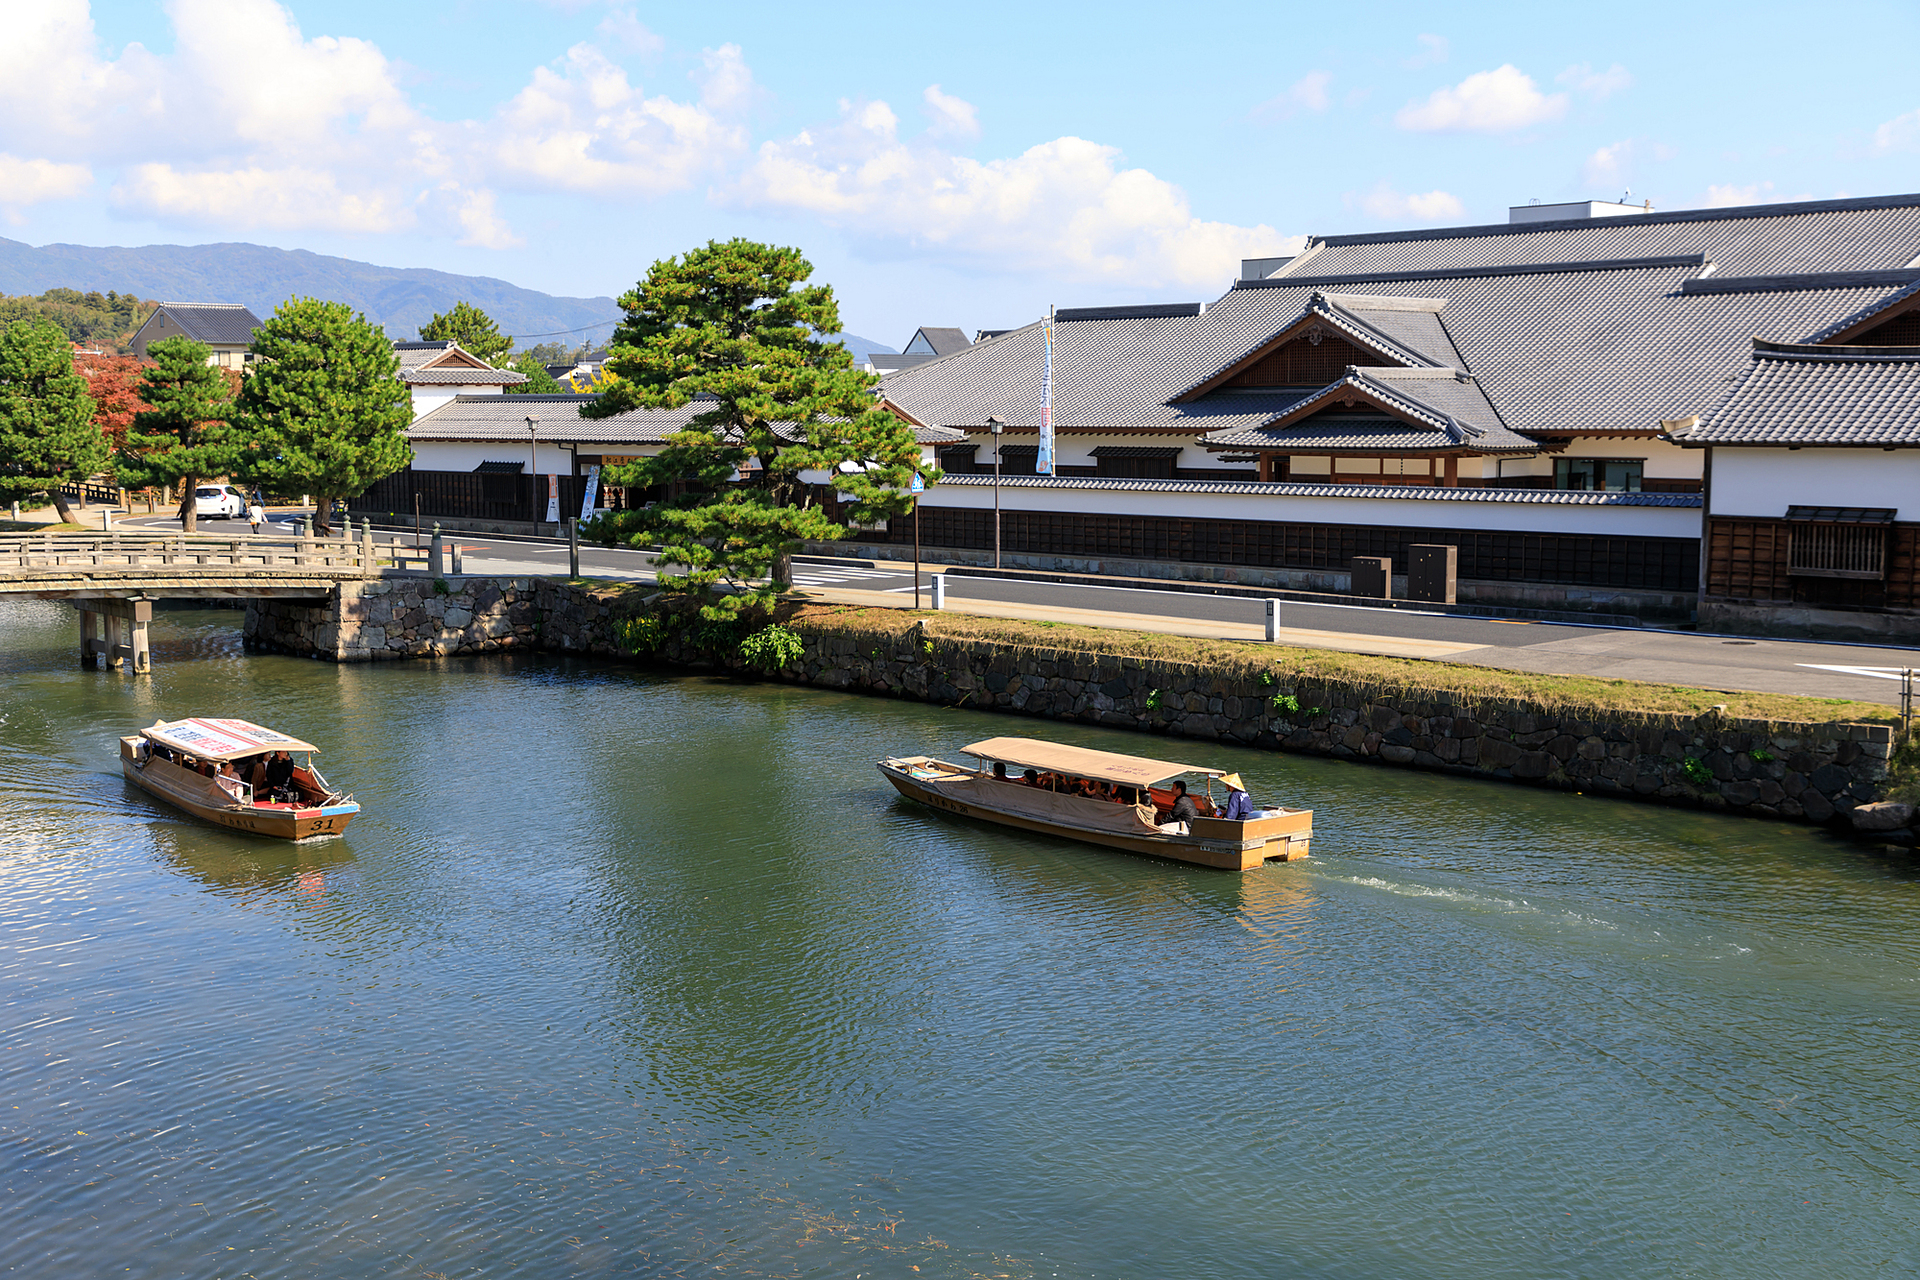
[313,496,333,538]
[178,474,199,534]
[772,550,793,589]
[50,493,76,524]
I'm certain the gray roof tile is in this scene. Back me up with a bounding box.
[409,393,963,445]
[1676,340,1920,446]
[154,302,262,345]
[400,368,527,385]
[934,473,1700,506]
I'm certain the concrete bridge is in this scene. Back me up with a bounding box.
[0,531,383,672]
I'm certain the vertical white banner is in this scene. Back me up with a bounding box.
[1037,309,1055,475]
[544,474,560,523]
[579,465,601,520]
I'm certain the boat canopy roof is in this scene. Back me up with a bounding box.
[141,718,320,762]
[962,736,1223,786]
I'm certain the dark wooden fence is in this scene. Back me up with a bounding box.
[352,469,596,524]
[871,507,1700,593]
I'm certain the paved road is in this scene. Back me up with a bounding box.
[109,514,1917,706]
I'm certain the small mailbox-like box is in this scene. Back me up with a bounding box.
[1408,544,1458,604]
[1351,556,1392,599]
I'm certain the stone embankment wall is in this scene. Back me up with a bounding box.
[245,576,1913,841]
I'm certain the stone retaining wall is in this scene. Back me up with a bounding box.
[243,576,1912,841]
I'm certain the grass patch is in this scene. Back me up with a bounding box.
[0,520,93,534]
[787,602,1899,728]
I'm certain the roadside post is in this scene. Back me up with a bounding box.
[430,523,445,576]
[569,517,579,578]
[1264,598,1281,642]
[910,469,925,609]
[931,573,946,611]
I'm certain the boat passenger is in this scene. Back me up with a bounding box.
[257,750,297,801]
[215,761,248,803]
[991,762,1009,782]
[1022,769,1041,787]
[1219,773,1255,821]
[1157,781,1198,832]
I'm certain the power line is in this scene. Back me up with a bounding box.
[514,318,620,339]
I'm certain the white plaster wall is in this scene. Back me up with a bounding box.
[1712,448,1920,518]
[408,441,616,473]
[918,480,1701,537]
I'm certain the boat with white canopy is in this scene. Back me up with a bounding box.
[878,736,1311,870]
[119,717,359,840]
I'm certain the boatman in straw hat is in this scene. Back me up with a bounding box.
[1219,773,1255,822]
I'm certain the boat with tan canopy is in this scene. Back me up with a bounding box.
[878,736,1311,870]
[119,717,360,840]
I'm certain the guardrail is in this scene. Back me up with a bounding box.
[0,531,381,579]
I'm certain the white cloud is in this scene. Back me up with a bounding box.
[733,99,1300,287]
[490,41,749,194]
[1558,62,1632,99]
[596,8,664,56]
[112,163,414,233]
[1583,140,1632,188]
[1394,65,1567,133]
[1288,71,1333,113]
[1701,181,1774,208]
[1405,34,1448,68]
[922,84,980,140]
[1875,108,1920,153]
[1353,183,1465,223]
[0,154,93,208]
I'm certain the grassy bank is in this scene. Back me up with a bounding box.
[782,602,1902,728]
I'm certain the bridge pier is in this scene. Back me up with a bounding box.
[76,597,153,674]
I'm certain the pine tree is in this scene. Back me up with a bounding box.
[583,239,932,618]
[236,298,413,536]
[116,336,239,533]
[0,316,105,522]
[503,351,565,394]
[418,301,513,367]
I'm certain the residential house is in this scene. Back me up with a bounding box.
[394,340,525,420]
[866,326,971,374]
[128,303,263,369]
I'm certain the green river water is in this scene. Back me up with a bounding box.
[3,600,1918,1279]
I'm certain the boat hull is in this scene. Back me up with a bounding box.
[120,739,358,840]
[879,757,1310,871]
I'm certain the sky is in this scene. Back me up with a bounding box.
[4,0,1920,346]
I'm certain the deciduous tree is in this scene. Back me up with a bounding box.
[75,351,150,455]
[582,239,931,617]
[0,316,105,522]
[116,337,239,533]
[419,301,513,367]
[236,298,413,536]
[503,351,565,394]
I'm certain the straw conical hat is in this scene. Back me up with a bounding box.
[1221,772,1246,791]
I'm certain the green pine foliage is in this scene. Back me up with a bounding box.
[503,351,565,394]
[582,239,934,619]
[116,336,240,533]
[236,297,413,536]
[0,288,156,351]
[0,316,106,520]
[418,301,513,367]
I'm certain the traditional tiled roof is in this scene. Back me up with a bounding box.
[1671,340,1920,447]
[400,367,527,385]
[1171,292,1455,401]
[906,327,971,357]
[394,340,458,369]
[150,303,262,345]
[1199,367,1534,453]
[409,393,963,445]
[933,473,1701,506]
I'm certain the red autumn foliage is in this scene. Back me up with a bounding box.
[73,350,150,455]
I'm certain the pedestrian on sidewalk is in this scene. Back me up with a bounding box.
[247,496,265,535]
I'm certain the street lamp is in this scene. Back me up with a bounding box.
[526,415,538,523]
[986,415,1005,570]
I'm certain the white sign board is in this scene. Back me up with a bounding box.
[580,465,601,520]
[544,474,560,523]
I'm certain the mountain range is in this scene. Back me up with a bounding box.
[0,238,892,359]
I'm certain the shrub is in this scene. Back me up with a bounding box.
[1145,689,1163,710]
[614,615,667,654]
[1680,755,1713,787]
[740,623,806,670]
[1271,693,1300,714]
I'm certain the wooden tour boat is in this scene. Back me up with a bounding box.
[120,717,360,840]
[879,736,1312,871]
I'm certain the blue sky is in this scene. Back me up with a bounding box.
[4,0,1919,345]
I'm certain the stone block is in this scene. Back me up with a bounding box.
[1477,738,1521,769]
[1849,801,1915,832]
[444,606,473,630]
[1577,736,1607,761]
[1381,744,1415,764]
[1809,763,1852,796]
[1801,791,1836,822]
[1512,751,1555,779]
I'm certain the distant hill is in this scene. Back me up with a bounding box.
[0,238,621,345]
[0,237,898,361]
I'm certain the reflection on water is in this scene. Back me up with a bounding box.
[4,600,1920,1279]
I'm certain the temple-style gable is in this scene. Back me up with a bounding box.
[1172,293,1450,402]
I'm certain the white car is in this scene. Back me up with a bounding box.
[194,484,247,519]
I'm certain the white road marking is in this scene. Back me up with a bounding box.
[1797,663,1917,682]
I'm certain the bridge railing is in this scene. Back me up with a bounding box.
[0,531,382,578]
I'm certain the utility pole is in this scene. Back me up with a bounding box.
[987,415,1004,569]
